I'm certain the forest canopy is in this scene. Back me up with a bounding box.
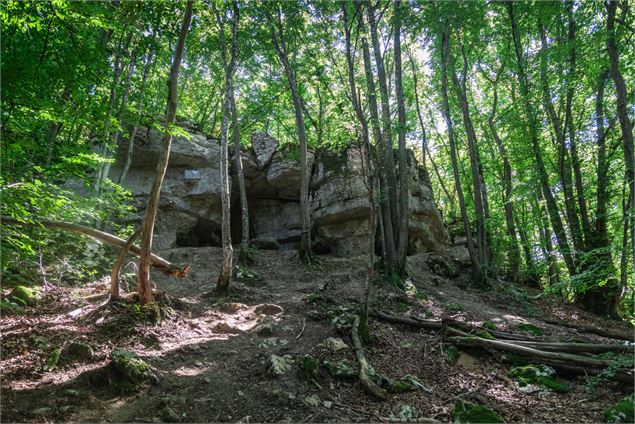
[1,0,634,320]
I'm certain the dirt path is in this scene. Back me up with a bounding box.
[1,248,631,422]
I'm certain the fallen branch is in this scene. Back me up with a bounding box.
[352,316,388,399]
[295,318,306,340]
[448,336,625,369]
[505,340,633,355]
[543,318,634,342]
[1,216,189,277]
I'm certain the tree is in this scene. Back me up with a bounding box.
[136,1,193,305]
[215,1,240,292]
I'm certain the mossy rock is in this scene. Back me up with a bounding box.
[10,285,37,306]
[604,394,635,423]
[482,321,497,331]
[445,346,459,365]
[324,360,357,380]
[447,303,462,312]
[452,400,502,423]
[63,342,94,363]
[110,348,156,389]
[508,364,569,393]
[516,323,543,336]
[300,355,319,381]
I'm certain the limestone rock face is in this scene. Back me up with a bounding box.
[112,123,449,256]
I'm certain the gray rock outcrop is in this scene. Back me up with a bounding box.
[110,124,449,255]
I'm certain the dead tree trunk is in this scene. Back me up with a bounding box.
[136,1,193,305]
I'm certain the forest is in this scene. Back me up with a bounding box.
[1,0,634,422]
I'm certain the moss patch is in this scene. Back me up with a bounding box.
[452,400,502,423]
[516,323,543,336]
[300,355,319,381]
[10,285,36,306]
[110,348,156,390]
[447,303,462,312]
[445,346,459,365]
[508,364,570,393]
[476,330,495,340]
[323,360,356,380]
[482,321,497,331]
[604,394,635,423]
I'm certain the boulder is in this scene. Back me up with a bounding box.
[251,131,278,169]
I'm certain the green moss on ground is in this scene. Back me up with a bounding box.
[482,321,497,331]
[516,323,543,336]
[452,400,502,423]
[604,395,635,423]
[445,346,459,365]
[323,360,356,380]
[110,348,156,391]
[508,364,570,393]
[447,303,462,312]
[10,285,36,306]
[300,355,319,381]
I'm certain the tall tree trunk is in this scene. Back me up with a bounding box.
[368,2,399,259]
[450,35,489,280]
[44,122,62,166]
[342,1,375,342]
[359,8,396,269]
[393,0,409,276]
[268,7,312,263]
[487,79,521,281]
[439,24,481,281]
[231,89,250,262]
[507,2,576,276]
[119,49,155,185]
[216,1,240,292]
[538,21,584,254]
[606,0,635,272]
[136,1,193,305]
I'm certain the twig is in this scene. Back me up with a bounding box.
[296,318,307,339]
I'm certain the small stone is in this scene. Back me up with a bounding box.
[194,361,203,366]
[63,389,80,397]
[60,405,73,413]
[323,401,332,409]
[304,394,320,407]
[324,337,348,352]
[288,393,296,400]
[237,390,244,396]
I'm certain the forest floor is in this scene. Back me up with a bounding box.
[1,247,633,423]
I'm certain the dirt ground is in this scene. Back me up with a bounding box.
[1,247,633,423]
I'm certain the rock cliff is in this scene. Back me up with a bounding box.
[110,124,449,255]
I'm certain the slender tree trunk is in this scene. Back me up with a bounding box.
[44,122,62,166]
[606,0,635,272]
[342,1,375,341]
[216,1,240,292]
[439,24,481,281]
[368,2,399,258]
[119,49,155,185]
[268,7,312,263]
[231,90,250,262]
[136,1,193,305]
[450,35,488,280]
[488,83,520,281]
[359,9,396,269]
[508,2,576,276]
[393,0,409,276]
[538,21,584,254]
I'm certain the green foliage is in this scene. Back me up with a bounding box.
[452,400,502,424]
[482,321,497,331]
[323,360,356,380]
[604,394,635,423]
[300,355,319,381]
[446,303,463,312]
[9,285,37,306]
[445,345,459,365]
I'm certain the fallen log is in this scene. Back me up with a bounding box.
[522,358,634,385]
[543,318,634,342]
[1,216,189,277]
[448,336,625,369]
[506,340,633,355]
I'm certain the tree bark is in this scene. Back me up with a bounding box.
[268,6,312,263]
[439,23,481,281]
[393,0,409,276]
[507,2,576,276]
[215,1,239,292]
[110,228,141,299]
[136,1,193,305]
[606,0,635,272]
[231,90,250,261]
